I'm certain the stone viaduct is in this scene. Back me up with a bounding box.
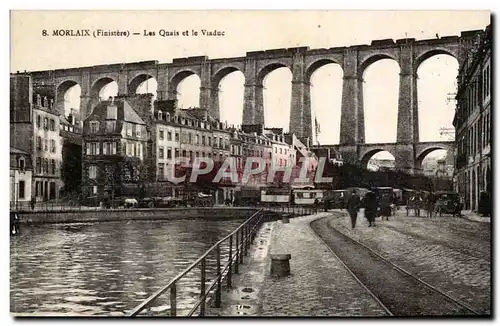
[25,28,484,173]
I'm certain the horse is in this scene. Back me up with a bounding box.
[406,196,423,217]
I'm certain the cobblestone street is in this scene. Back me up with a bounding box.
[329,209,491,314]
[210,212,389,317]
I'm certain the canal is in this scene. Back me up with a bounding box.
[10,218,245,316]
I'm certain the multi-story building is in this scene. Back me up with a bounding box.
[10,147,33,206]
[453,24,491,211]
[81,97,148,201]
[10,73,63,201]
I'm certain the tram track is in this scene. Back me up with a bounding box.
[310,216,483,317]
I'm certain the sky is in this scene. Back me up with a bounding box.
[11,10,491,161]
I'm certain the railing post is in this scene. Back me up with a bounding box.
[227,235,233,288]
[215,244,221,308]
[235,230,239,274]
[200,257,206,316]
[239,228,244,264]
[170,282,177,317]
[243,225,248,256]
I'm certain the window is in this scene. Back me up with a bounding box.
[51,139,56,153]
[219,137,223,149]
[37,137,42,150]
[86,142,90,155]
[196,134,200,145]
[175,148,179,158]
[159,130,164,140]
[44,159,49,174]
[126,123,132,136]
[165,131,171,141]
[202,135,206,145]
[89,165,97,179]
[137,143,142,158]
[175,132,179,142]
[167,148,172,159]
[188,133,192,144]
[106,121,116,133]
[44,117,48,130]
[107,105,117,119]
[88,142,99,155]
[44,139,48,151]
[158,164,165,180]
[159,147,165,159]
[18,157,25,170]
[36,115,41,128]
[158,110,163,120]
[93,186,98,194]
[208,136,211,146]
[136,125,141,137]
[51,159,55,175]
[89,121,99,133]
[18,181,25,199]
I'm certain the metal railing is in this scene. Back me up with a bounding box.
[128,206,318,317]
[128,209,269,317]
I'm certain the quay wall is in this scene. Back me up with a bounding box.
[15,207,284,225]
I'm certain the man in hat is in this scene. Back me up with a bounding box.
[347,190,361,229]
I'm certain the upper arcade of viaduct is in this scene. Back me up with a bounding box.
[25,28,483,163]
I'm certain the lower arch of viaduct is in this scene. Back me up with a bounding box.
[28,29,481,151]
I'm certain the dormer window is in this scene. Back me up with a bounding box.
[107,105,117,120]
[158,110,163,120]
[166,113,170,121]
[126,123,132,136]
[90,121,99,133]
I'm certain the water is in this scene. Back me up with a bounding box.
[10,218,244,316]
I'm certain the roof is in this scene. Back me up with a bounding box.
[122,101,146,124]
[10,147,29,155]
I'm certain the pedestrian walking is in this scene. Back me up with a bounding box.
[30,196,36,211]
[426,192,437,218]
[362,191,378,227]
[347,190,361,229]
[478,191,491,217]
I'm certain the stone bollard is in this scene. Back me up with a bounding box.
[270,254,291,277]
[282,215,290,224]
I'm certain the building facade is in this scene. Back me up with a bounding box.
[10,147,33,205]
[453,24,491,211]
[81,98,148,201]
[10,73,64,201]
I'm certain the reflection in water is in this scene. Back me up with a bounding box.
[10,218,244,316]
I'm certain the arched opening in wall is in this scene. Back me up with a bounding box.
[365,150,395,172]
[262,67,292,131]
[64,85,81,119]
[96,80,118,101]
[56,80,81,124]
[417,54,458,142]
[418,149,451,178]
[132,75,158,100]
[218,70,244,127]
[176,74,201,109]
[362,59,400,144]
[309,62,343,145]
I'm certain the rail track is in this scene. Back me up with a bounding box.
[310,216,484,317]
